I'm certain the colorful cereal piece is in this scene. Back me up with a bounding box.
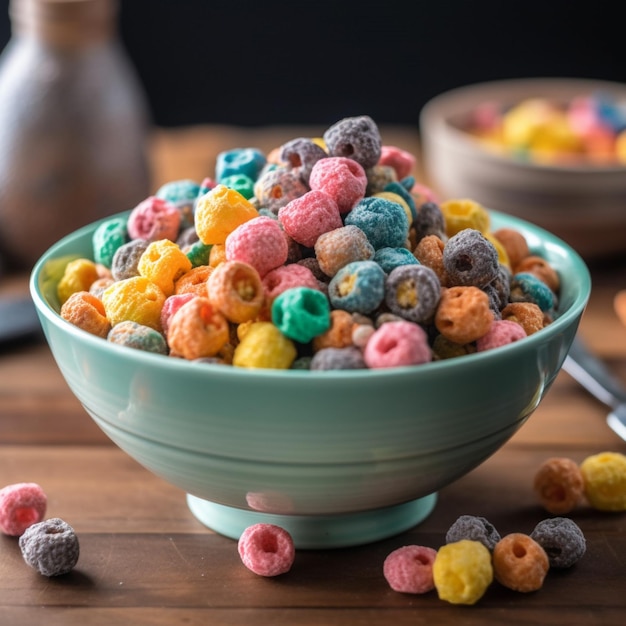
[443,228,500,288]
[160,292,196,337]
[344,196,409,250]
[185,239,213,268]
[314,225,375,277]
[253,166,309,214]
[310,346,366,370]
[384,264,441,323]
[492,227,531,269]
[207,260,265,323]
[111,238,150,281]
[262,263,321,305]
[365,164,397,195]
[278,190,343,248]
[433,540,493,605]
[323,115,382,169]
[373,247,419,274]
[383,545,437,594]
[501,301,545,336]
[92,215,128,267]
[440,198,490,237]
[194,184,259,245]
[492,533,550,592]
[413,234,448,285]
[382,180,418,222]
[215,147,266,182]
[237,523,295,577]
[580,451,626,511]
[0,483,47,536]
[226,215,289,277]
[57,258,100,306]
[155,178,202,204]
[279,137,328,184]
[445,515,501,552]
[476,319,527,351]
[378,145,416,180]
[530,517,586,568]
[312,309,356,351]
[328,260,386,314]
[101,276,166,331]
[60,291,111,338]
[19,518,79,576]
[533,457,585,515]
[271,287,331,343]
[167,296,229,360]
[435,286,494,344]
[308,156,368,213]
[127,196,181,243]
[510,272,556,312]
[173,264,212,297]
[107,320,168,354]
[232,321,297,369]
[137,239,193,297]
[514,255,560,293]
[363,320,431,368]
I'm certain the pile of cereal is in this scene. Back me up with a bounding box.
[464,93,626,165]
[57,115,561,371]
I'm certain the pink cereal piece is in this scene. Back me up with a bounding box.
[278,190,343,248]
[161,292,196,336]
[0,482,47,536]
[127,196,181,242]
[383,545,438,594]
[308,157,367,213]
[411,182,439,205]
[378,146,416,180]
[363,321,432,369]
[238,523,295,577]
[475,319,526,352]
[262,263,321,302]
[225,215,289,277]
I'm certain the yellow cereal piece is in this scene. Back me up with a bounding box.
[373,191,413,226]
[433,540,493,605]
[580,451,626,512]
[440,199,490,237]
[232,321,297,369]
[57,258,100,306]
[484,232,510,269]
[101,276,166,331]
[194,184,258,245]
[616,129,626,164]
[137,239,192,297]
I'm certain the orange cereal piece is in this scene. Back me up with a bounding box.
[167,296,230,360]
[138,239,192,297]
[57,258,100,306]
[194,184,259,245]
[209,243,227,268]
[492,227,530,269]
[533,457,585,514]
[440,198,490,237]
[312,309,355,352]
[435,286,494,344]
[615,290,626,327]
[514,255,560,293]
[413,234,448,285]
[492,533,549,593]
[174,265,213,297]
[501,301,546,335]
[60,291,111,338]
[101,276,166,331]
[207,260,265,323]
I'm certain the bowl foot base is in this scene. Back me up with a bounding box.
[186,493,437,549]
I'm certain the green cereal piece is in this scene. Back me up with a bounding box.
[220,173,256,199]
[92,216,128,268]
[185,240,213,267]
[272,287,331,344]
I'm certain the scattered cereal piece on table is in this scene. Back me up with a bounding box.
[383,545,437,594]
[19,518,80,576]
[238,523,295,577]
[530,517,586,568]
[580,451,626,512]
[492,533,550,593]
[0,483,47,537]
[533,457,585,514]
[445,514,501,552]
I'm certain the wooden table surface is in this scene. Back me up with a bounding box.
[1,126,625,625]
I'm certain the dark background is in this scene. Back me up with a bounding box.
[1,0,625,128]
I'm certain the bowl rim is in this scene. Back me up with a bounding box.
[29,208,592,382]
[419,76,626,174]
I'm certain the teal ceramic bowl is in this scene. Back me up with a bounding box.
[30,210,591,548]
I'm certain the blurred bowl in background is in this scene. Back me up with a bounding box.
[420,77,626,259]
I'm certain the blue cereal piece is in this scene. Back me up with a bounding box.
[271,287,331,344]
[323,115,382,169]
[384,180,417,221]
[107,320,168,355]
[216,147,266,182]
[155,179,202,204]
[328,260,386,314]
[344,196,409,249]
[219,173,255,199]
[373,246,419,273]
[92,216,128,268]
[511,272,555,312]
